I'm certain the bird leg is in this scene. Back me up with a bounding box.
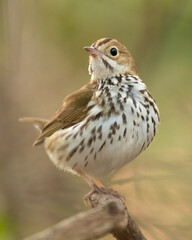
[76,170,93,188]
[76,170,102,204]
[93,178,105,188]
[77,170,124,204]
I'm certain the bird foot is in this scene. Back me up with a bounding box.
[83,184,125,206]
[83,184,101,205]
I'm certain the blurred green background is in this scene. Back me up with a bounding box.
[0,0,192,239]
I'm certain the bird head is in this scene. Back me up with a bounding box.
[84,38,137,80]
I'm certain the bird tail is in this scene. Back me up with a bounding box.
[19,117,48,132]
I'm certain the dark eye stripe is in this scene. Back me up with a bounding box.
[97,38,112,47]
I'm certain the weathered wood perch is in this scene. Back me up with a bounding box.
[23,192,147,240]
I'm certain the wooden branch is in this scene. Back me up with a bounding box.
[23,192,147,240]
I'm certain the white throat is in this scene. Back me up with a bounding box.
[89,55,128,80]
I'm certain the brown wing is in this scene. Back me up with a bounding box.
[33,81,97,146]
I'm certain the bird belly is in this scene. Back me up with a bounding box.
[44,99,158,178]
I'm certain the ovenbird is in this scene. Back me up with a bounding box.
[20,38,160,200]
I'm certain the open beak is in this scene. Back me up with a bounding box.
[84,46,102,57]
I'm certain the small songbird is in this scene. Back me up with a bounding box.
[20,38,160,201]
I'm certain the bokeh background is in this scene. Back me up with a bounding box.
[0,0,192,239]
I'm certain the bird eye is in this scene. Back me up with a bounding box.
[110,47,118,56]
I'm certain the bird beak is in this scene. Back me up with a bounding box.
[84,46,102,57]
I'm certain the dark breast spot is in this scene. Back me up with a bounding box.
[114,121,118,128]
[73,132,78,139]
[122,113,127,124]
[80,139,85,146]
[119,102,124,111]
[87,137,93,147]
[92,134,96,142]
[107,110,112,118]
[90,147,94,154]
[112,128,116,135]
[110,104,115,113]
[79,145,85,153]
[66,146,78,161]
[108,132,112,139]
[72,162,78,170]
[98,133,102,140]
[139,89,146,94]
[97,125,102,133]
[132,98,137,108]
[116,74,122,82]
[99,141,106,152]
[123,128,127,137]
[84,161,88,168]
[101,99,105,106]
[118,92,122,99]
[65,133,72,140]
[93,111,103,121]
[147,123,149,133]
[91,127,96,135]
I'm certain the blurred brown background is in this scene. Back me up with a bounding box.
[0,0,192,239]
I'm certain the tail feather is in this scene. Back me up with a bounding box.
[19,117,48,132]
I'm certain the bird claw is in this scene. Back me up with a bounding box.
[83,184,101,206]
[83,184,125,206]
